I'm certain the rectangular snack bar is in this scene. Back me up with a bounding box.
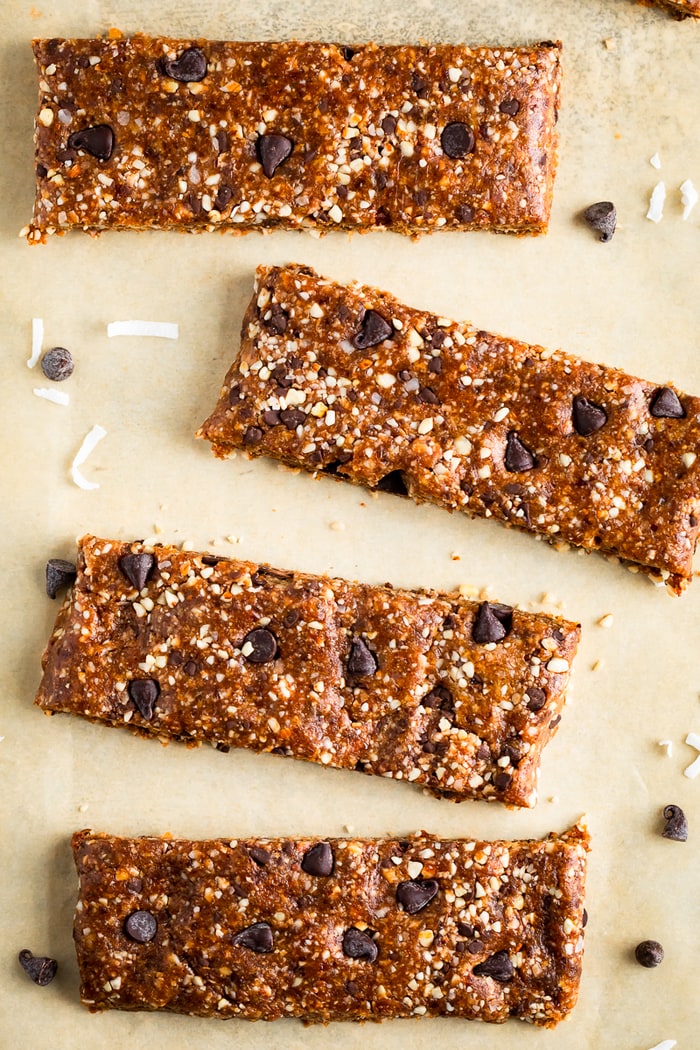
[36,535,580,808]
[71,824,589,1026]
[25,35,561,242]
[198,264,700,593]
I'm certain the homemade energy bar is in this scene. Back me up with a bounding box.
[35,535,581,807]
[71,824,589,1026]
[25,35,562,242]
[199,264,700,593]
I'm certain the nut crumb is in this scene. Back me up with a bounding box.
[590,660,602,672]
[597,613,613,628]
[602,38,617,51]
[329,521,345,532]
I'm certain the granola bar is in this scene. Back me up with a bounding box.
[71,824,589,1026]
[25,35,561,242]
[198,264,700,593]
[35,536,580,807]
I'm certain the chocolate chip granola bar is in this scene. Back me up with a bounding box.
[198,264,700,593]
[25,35,561,242]
[35,536,580,807]
[71,824,588,1025]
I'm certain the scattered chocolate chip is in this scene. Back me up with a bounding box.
[242,627,278,664]
[45,558,76,599]
[635,940,664,968]
[457,922,475,938]
[243,425,264,445]
[411,71,430,98]
[279,408,306,430]
[232,922,274,953]
[472,950,514,982]
[215,128,230,154]
[381,114,397,137]
[301,841,334,877]
[467,940,482,954]
[262,409,281,426]
[583,201,617,243]
[396,878,439,914]
[67,124,114,160]
[493,771,512,792]
[256,133,293,178]
[345,980,359,995]
[264,304,289,334]
[472,601,512,644]
[201,555,222,567]
[499,98,521,116]
[123,910,158,943]
[347,637,378,676]
[418,386,440,405]
[662,804,688,842]
[376,470,408,496]
[505,431,536,472]
[40,346,74,381]
[353,309,393,350]
[119,552,155,591]
[422,684,454,713]
[572,395,607,436]
[428,358,443,376]
[456,203,475,223]
[342,927,378,962]
[441,122,475,159]
[582,908,588,928]
[214,184,234,211]
[36,163,47,178]
[248,847,271,866]
[183,660,198,676]
[159,46,208,82]
[18,950,58,986]
[649,387,685,419]
[128,679,159,720]
[430,329,446,349]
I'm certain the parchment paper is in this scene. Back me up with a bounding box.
[2,1,699,1047]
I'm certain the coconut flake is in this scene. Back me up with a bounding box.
[28,317,43,368]
[683,732,700,779]
[646,181,666,224]
[71,425,107,490]
[680,179,698,221]
[33,387,70,406]
[649,152,661,170]
[657,740,673,758]
[107,320,179,339]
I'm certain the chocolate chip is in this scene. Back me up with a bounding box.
[493,771,512,792]
[279,408,306,430]
[262,409,280,426]
[36,163,47,178]
[411,71,430,98]
[159,46,207,81]
[572,395,608,436]
[264,304,289,334]
[441,122,475,158]
[248,846,271,866]
[67,124,114,160]
[662,804,688,842]
[345,980,359,995]
[242,627,278,664]
[418,386,440,405]
[456,203,475,223]
[256,133,293,178]
[128,679,159,720]
[45,558,76,599]
[40,346,74,381]
[282,609,300,629]
[119,552,155,591]
[214,184,234,211]
[472,950,514,982]
[504,431,536,472]
[499,98,521,116]
[123,910,158,943]
[396,878,439,914]
[422,684,453,712]
[184,660,198,676]
[18,950,58,986]
[347,637,378,676]
[583,201,617,243]
[342,46,356,61]
[635,940,664,968]
[381,114,397,137]
[467,940,482,954]
[243,425,264,445]
[353,309,393,350]
[215,128,230,153]
[301,841,334,877]
[582,908,588,928]
[457,922,475,938]
[428,357,443,374]
[342,927,378,962]
[232,922,274,953]
[472,601,513,644]
[649,387,685,419]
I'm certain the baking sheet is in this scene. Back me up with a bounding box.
[2,0,699,1047]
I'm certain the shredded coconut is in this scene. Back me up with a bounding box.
[646,182,666,224]
[71,425,107,490]
[107,320,179,339]
[658,740,673,758]
[33,387,70,406]
[680,179,698,221]
[683,732,700,779]
[28,317,43,368]
[649,152,661,170]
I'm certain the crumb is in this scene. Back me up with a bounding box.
[597,613,614,628]
[658,740,673,758]
[181,540,196,552]
[450,552,461,561]
[603,37,617,50]
[330,521,345,531]
[225,535,240,545]
[153,523,162,534]
[78,803,89,812]
[590,660,602,672]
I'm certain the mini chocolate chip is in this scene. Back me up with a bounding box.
[493,771,512,792]
[262,409,281,426]
[342,927,378,962]
[649,387,685,419]
[248,846,271,866]
[45,558,76,599]
[257,133,293,178]
[184,660,198,676]
[396,878,439,914]
[441,122,475,158]
[582,908,588,928]
[457,922,475,938]
[381,114,397,137]
[476,741,491,760]
[572,395,608,436]
[215,184,234,211]
[418,386,439,405]
[36,163,48,178]
[428,357,443,374]
[456,203,475,223]
[353,309,393,350]
[279,408,306,430]
[583,201,617,243]
[265,304,289,334]
[128,679,159,720]
[201,555,222,567]
[18,950,57,986]
[635,940,664,968]
[119,552,155,591]
[242,627,278,664]
[525,687,546,712]
[282,609,300,629]
[422,741,436,753]
[505,431,536,472]
[422,684,454,711]
[67,124,114,160]
[472,601,513,644]
[431,329,446,349]
[41,346,73,381]
[160,46,207,82]
[301,841,334,877]
[345,980,359,995]
[499,98,521,116]
[243,425,264,445]
[411,71,429,98]
[216,128,230,153]
[347,637,378,676]
[473,950,514,982]
[662,804,688,842]
[232,922,274,953]
[123,910,158,943]
[467,940,482,954]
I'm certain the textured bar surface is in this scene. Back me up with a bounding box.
[36,536,580,807]
[199,264,700,593]
[26,35,561,242]
[71,825,588,1026]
